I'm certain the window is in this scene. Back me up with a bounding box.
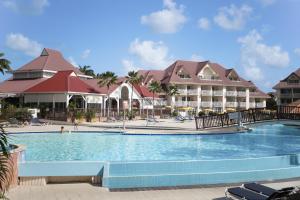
[294,88,300,94]
[287,75,299,84]
[281,89,292,94]
[178,73,191,79]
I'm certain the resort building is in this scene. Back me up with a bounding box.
[0,48,269,120]
[0,48,160,119]
[273,68,300,105]
[138,60,269,113]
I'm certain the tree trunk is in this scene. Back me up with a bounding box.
[131,85,134,112]
[152,93,155,118]
[107,87,110,119]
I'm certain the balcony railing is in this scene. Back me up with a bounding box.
[178,89,187,94]
[239,102,246,107]
[237,91,246,97]
[226,102,237,107]
[249,102,256,108]
[256,102,265,108]
[226,91,237,96]
[175,101,198,107]
[201,101,212,107]
[213,90,223,96]
[212,101,223,107]
[187,89,198,95]
[201,90,212,96]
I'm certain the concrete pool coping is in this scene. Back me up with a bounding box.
[5,119,300,135]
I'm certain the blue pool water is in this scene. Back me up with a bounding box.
[9,123,300,162]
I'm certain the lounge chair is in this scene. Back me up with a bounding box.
[30,118,48,126]
[8,118,23,127]
[175,115,185,122]
[147,116,159,123]
[225,182,299,200]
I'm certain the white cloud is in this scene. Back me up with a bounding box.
[122,59,140,72]
[6,33,43,57]
[141,0,187,34]
[1,0,49,15]
[81,49,91,59]
[238,30,290,80]
[214,4,252,30]
[129,38,173,68]
[259,0,276,6]
[68,56,78,67]
[197,18,210,30]
[294,48,300,56]
[190,54,204,61]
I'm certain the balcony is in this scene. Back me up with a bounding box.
[175,101,198,107]
[226,91,237,96]
[212,101,223,107]
[226,102,237,107]
[201,90,212,96]
[239,102,246,107]
[237,91,246,97]
[213,90,223,96]
[201,101,212,107]
[187,89,198,95]
[256,102,265,108]
[178,89,187,95]
[249,102,256,108]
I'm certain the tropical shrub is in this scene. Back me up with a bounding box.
[198,111,205,116]
[85,110,95,122]
[74,110,84,120]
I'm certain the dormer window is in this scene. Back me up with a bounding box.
[227,70,240,81]
[287,74,299,84]
[177,68,191,79]
[198,64,219,80]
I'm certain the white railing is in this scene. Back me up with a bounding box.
[187,89,198,95]
[178,89,187,94]
[226,91,237,96]
[175,101,198,107]
[256,102,265,108]
[249,102,256,108]
[226,102,237,107]
[201,101,212,107]
[237,91,246,97]
[213,90,223,96]
[199,75,220,80]
[201,90,212,96]
[212,101,223,107]
[239,102,246,107]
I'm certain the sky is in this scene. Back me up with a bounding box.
[1,0,300,92]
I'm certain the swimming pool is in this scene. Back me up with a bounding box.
[9,123,300,162]
[12,123,300,188]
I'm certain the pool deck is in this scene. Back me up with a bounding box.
[7,179,300,200]
[6,118,300,135]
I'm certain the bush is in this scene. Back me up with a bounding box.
[171,110,178,117]
[15,108,32,122]
[74,110,84,120]
[198,111,205,116]
[126,110,136,120]
[85,110,95,122]
[208,111,217,116]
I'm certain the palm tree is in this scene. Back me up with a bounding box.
[148,81,162,118]
[126,71,143,112]
[97,71,118,119]
[0,53,12,75]
[0,53,12,197]
[79,65,95,77]
[167,85,179,113]
[0,126,12,198]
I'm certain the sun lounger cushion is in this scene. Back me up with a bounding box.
[227,187,268,200]
[244,183,277,196]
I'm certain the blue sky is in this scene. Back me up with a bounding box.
[1,0,300,92]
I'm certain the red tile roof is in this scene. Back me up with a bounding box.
[273,68,300,89]
[15,48,84,76]
[0,78,47,94]
[133,84,158,98]
[25,70,101,94]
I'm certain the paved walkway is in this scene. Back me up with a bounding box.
[7,180,300,200]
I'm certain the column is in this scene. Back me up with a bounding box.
[246,88,250,110]
[222,86,226,112]
[210,86,213,109]
[117,98,120,115]
[197,86,201,113]
[185,85,188,106]
[171,96,175,111]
